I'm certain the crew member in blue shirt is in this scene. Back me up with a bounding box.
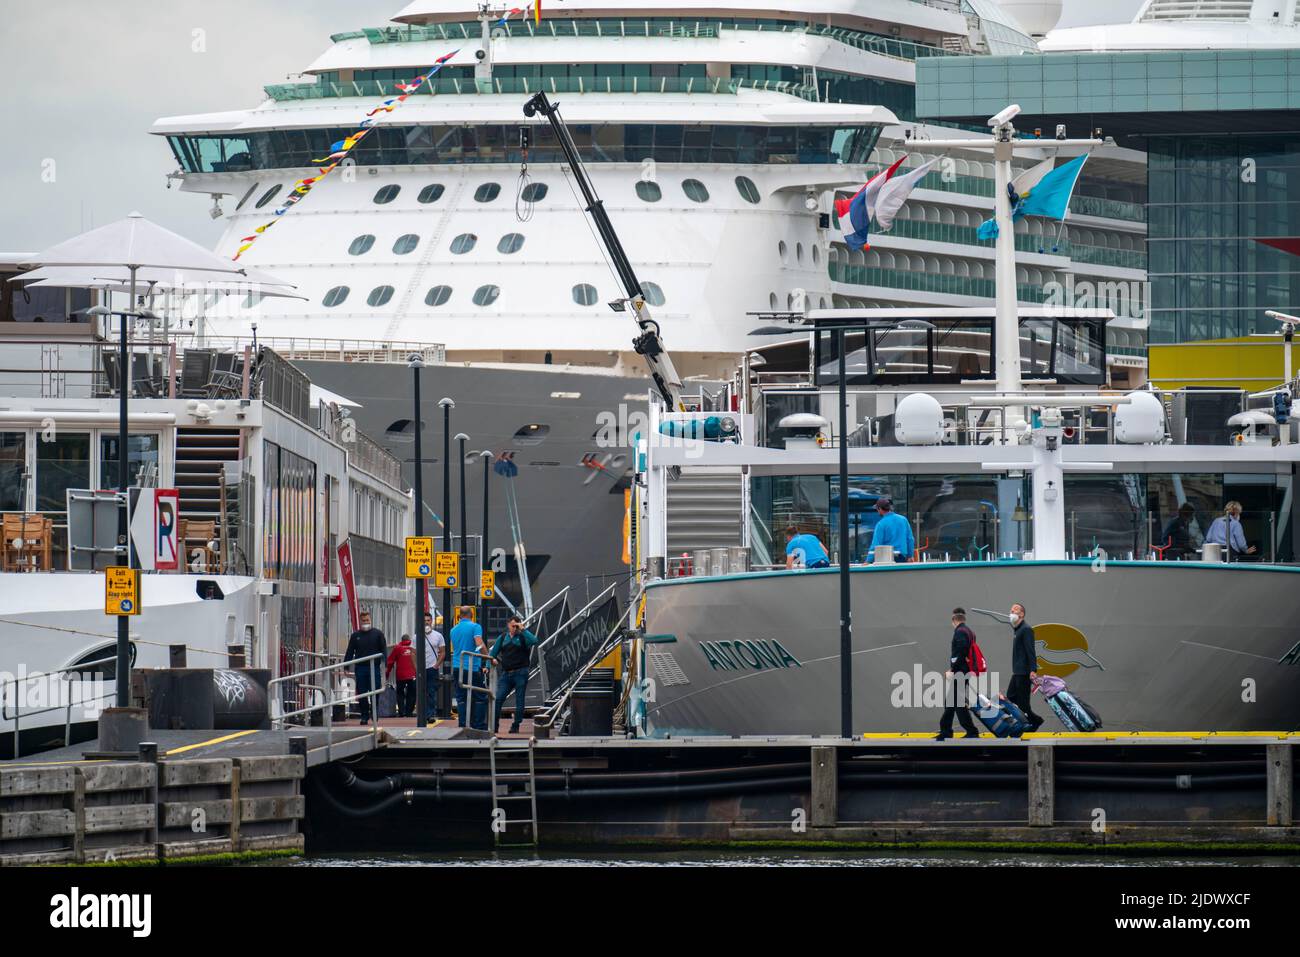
[868,496,915,562]
[785,525,830,569]
[449,607,489,729]
[1205,500,1256,560]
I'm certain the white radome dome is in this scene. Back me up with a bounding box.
[999,0,1063,36]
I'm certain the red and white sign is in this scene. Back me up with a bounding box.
[337,540,360,631]
[129,488,180,571]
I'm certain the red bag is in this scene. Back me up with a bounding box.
[965,628,987,676]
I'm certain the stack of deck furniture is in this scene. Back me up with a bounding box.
[1,514,53,572]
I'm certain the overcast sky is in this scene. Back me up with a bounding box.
[0,0,1143,255]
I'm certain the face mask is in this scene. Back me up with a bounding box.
[1009,611,1020,625]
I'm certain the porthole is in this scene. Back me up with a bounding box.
[769,292,778,310]
[368,286,395,307]
[393,234,420,255]
[322,286,350,308]
[474,183,501,203]
[572,284,598,306]
[373,184,401,205]
[521,182,548,203]
[642,282,665,307]
[348,234,376,256]
[682,178,709,203]
[497,233,525,254]
[635,181,662,203]
[812,245,821,266]
[796,242,805,265]
[513,424,551,447]
[425,285,452,307]
[450,233,478,254]
[254,184,282,209]
[472,284,500,306]
[778,241,789,264]
[735,175,761,204]
[418,183,445,204]
[235,182,260,211]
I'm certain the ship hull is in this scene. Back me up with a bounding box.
[642,561,1300,736]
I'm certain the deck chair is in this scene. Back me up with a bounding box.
[179,518,219,572]
[180,349,216,398]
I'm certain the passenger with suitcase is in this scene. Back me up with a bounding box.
[1004,602,1044,734]
[936,608,982,740]
[343,608,388,724]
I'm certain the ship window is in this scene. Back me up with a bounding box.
[373,184,401,205]
[254,184,282,209]
[735,176,760,204]
[572,284,598,306]
[425,285,452,307]
[497,233,525,254]
[521,182,548,203]
[474,183,501,203]
[635,181,662,203]
[682,178,709,203]
[472,284,500,306]
[418,183,445,204]
[368,285,395,307]
[323,286,350,308]
[349,234,376,256]
[513,424,550,446]
[235,182,260,211]
[450,233,478,254]
[393,234,420,255]
[642,281,666,307]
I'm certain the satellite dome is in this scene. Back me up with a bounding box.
[999,0,1063,37]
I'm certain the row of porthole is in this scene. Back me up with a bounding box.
[321,281,667,309]
[347,232,527,256]
[247,176,757,212]
[777,240,822,266]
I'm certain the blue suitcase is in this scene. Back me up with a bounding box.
[974,693,1029,738]
[1047,689,1101,732]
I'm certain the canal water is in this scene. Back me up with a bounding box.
[270,850,1300,867]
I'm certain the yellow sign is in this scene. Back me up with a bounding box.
[481,570,495,600]
[105,566,140,617]
[453,606,477,625]
[435,552,459,588]
[405,537,434,579]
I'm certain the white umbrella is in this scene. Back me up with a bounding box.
[17,265,304,299]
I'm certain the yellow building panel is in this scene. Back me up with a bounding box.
[1148,336,1287,391]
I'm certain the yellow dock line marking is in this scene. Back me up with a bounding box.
[863,731,1300,740]
[163,729,260,755]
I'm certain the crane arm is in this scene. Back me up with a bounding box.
[523,91,684,411]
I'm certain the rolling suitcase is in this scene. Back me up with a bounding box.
[377,684,398,719]
[974,693,1028,738]
[1050,688,1102,732]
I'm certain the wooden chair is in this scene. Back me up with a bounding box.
[2,514,23,572]
[179,518,219,572]
[2,514,52,571]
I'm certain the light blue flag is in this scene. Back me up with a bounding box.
[976,219,998,241]
[1017,154,1088,221]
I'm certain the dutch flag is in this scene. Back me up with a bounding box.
[835,156,906,251]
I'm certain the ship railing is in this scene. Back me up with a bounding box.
[533,582,619,701]
[455,651,497,733]
[1,655,118,759]
[268,651,386,763]
[187,336,446,366]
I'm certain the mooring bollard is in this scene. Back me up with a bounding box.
[1027,741,1055,827]
[1266,742,1293,827]
[811,745,838,828]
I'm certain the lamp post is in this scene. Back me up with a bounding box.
[480,450,493,625]
[455,433,469,613]
[837,326,852,740]
[409,355,428,727]
[438,398,454,661]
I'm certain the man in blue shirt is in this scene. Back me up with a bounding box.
[449,607,489,729]
[1205,501,1255,560]
[784,525,830,569]
[868,496,914,562]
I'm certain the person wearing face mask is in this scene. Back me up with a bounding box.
[1005,602,1044,733]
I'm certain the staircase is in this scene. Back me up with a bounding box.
[174,428,241,525]
[665,467,745,554]
[489,738,539,848]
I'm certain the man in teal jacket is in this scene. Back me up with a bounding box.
[490,614,540,734]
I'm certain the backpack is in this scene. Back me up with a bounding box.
[964,627,987,675]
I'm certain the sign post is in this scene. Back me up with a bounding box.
[104,567,141,617]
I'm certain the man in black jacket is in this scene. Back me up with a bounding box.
[343,609,388,723]
[937,608,980,740]
[1005,602,1044,733]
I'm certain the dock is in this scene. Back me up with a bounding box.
[3,728,1296,862]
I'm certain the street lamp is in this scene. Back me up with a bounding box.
[438,398,455,682]
[836,325,852,740]
[455,433,469,613]
[86,303,158,708]
[409,355,428,727]
[479,450,493,625]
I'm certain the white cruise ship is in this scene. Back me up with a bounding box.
[150,0,1150,604]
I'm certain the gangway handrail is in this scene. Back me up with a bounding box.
[535,587,642,734]
[1,654,118,759]
[532,581,620,695]
[455,650,497,732]
[268,651,386,762]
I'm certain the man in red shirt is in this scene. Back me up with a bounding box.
[385,634,418,718]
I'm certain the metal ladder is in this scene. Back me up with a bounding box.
[488,738,539,848]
